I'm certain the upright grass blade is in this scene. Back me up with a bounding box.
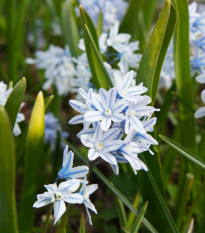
[61,0,80,57]
[159,135,205,172]
[136,0,177,104]
[84,24,113,87]
[141,154,179,233]
[173,0,196,153]
[79,214,85,233]
[44,94,54,111]
[80,6,111,89]
[4,77,26,128]
[119,0,144,38]
[19,92,45,233]
[97,11,103,37]
[0,108,18,233]
[130,202,148,233]
[115,197,127,231]
[67,142,158,233]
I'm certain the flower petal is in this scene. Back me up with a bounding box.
[54,200,66,224]
[99,151,117,165]
[84,111,103,122]
[63,193,83,204]
[58,179,81,193]
[195,106,205,118]
[103,140,123,152]
[88,148,100,161]
[80,134,94,148]
[69,115,85,124]
[100,117,112,131]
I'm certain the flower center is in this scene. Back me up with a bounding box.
[95,142,103,151]
[104,108,112,116]
[122,88,128,95]
[128,110,136,116]
[51,192,63,202]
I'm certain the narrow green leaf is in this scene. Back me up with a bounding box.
[97,11,103,37]
[173,0,196,153]
[130,202,148,233]
[80,214,85,233]
[0,108,18,233]
[127,192,140,228]
[44,94,54,111]
[80,6,111,89]
[141,155,179,233]
[19,92,45,233]
[119,0,144,37]
[67,142,158,233]
[84,24,113,87]
[4,77,26,128]
[115,197,127,231]
[61,0,80,57]
[136,0,177,104]
[159,135,205,172]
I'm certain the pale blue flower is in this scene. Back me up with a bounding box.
[84,87,128,131]
[78,0,128,31]
[26,45,76,95]
[195,90,205,118]
[33,180,83,224]
[107,21,131,51]
[79,179,98,225]
[58,146,89,180]
[114,70,147,102]
[81,124,123,165]
[44,113,69,150]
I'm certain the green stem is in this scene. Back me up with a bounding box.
[175,173,194,229]
[43,204,53,233]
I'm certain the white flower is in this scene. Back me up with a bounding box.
[58,146,89,180]
[84,87,128,131]
[81,124,123,165]
[195,90,205,118]
[33,180,83,224]
[79,179,98,225]
[107,21,130,51]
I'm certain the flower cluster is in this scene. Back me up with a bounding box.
[0,81,24,136]
[33,145,98,225]
[26,21,141,99]
[26,45,77,96]
[69,70,159,175]
[80,21,141,76]
[78,0,128,31]
[44,113,69,151]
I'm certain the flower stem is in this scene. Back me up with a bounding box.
[43,204,53,233]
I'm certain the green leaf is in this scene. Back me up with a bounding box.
[119,0,144,37]
[84,24,113,87]
[80,214,85,233]
[4,77,26,129]
[159,135,205,172]
[136,0,177,104]
[115,197,127,231]
[19,92,45,233]
[61,0,80,57]
[80,6,111,89]
[130,202,148,233]
[173,0,196,152]
[141,154,179,233]
[44,94,54,111]
[97,11,103,37]
[0,108,18,233]
[67,142,158,233]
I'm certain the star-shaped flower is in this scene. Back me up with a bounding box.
[58,146,89,180]
[33,180,83,224]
